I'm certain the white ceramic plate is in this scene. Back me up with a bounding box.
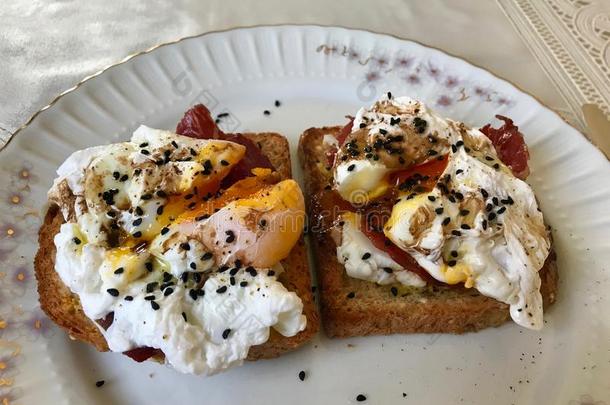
[0,25,608,405]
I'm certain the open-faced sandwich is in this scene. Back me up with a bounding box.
[299,94,558,337]
[35,105,318,375]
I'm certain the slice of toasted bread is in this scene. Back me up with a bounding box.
[298,126,558,337]
[35,132,319,361]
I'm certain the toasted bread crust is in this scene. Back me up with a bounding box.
[298,126,558,337]
[35,132,318,361]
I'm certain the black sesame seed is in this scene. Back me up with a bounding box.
[140,149,150,155]
[216,286,228,294]
[493,197,499,205]
[361,252,371,260]
[132,231,142,238]
[156,190,168,198]
[146,282,158,293]
[480,188,489,198]
[451,144,457,153]
[485,156,494,161]
[180,242,190,251]
[135,206,144,216]
[391,287,398,296]
[156,206,164,215]
[347,164,356,172]
[95,380,105,388]
[456,140,464,147]
[240,281,248,287]
[298,370,306,381]
[488,212,497,221]
[184,193,194,200]
[359,123,366,128]
[435,207,444,215]
[189,262,197,270]
[171,140,179,148]
[268,270,276,277]
[124,295,133,301]
[493,163,500,170]
[459,209,470,216]
[164,288,174,297]
[189,289,198,300]
[447,260,457,267]
[263,110,271,115]
[347,292,355,299]
[150,301,160,310]
[497,206,506,214]
[427,195,436,202]
[144,295,155,301]
[356,394,367,402]
[460,224,471,230]
[114,267,124,275]
[482,219,488,230]
[193,272,202,283]
[145,262,153,272]
[442,217,451,226]
[120,174,128,182]
[220,160,229,166]
[222,328,231,339]
[230,276,236,285]
[106,288,119,297]
[163,272,172,283]
[113,171,120,180]
[451,230,462,236]
[383,267,393,273]
[456,169,464,175]
[428,149,438,156]
[132,218,143,226]
[201,252,213,261]
[73,237,81,245]
[141,193,152,200]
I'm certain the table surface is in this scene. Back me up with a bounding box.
[0,0,569,142]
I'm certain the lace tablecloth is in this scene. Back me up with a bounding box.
[0,0,569,146]
[498,0,610,130]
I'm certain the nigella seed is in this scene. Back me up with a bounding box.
[390,287,398,297]
[132,218,143,226]
[482,220,488,230]
[428,149,438,156]
[171,140,178,148]
[361,252,371,260]
[493,163,500,170]
[164,288,174,297]
[141,194,152,200]
[132,231,142,238]
[160,226,170,235]
[216,286,228,294]
[222,329,231,339]
[189,289,198,300]
[275,100,281,107]
[145,262,153,272]
[182,312,187,322]
[268,270,276,277]
[73,237,81,245]
[96,380,105,388]
[488,212,497,221]
[120,174,128,182]
[163,272,172,282]
[383,267,393,273]
[189,262,197,270]
[151,301,160,310]
[435,207,444,215]
[225,230,236,243]
[497,206,506,214]
[452,230,462,236]
[201,252,213,261]
[359,123,366,128]
[140,149,150,155]
[461,224,471,230]
[144,295,155,301]
[156,190,168,198]
[106,288,119,297]
[347,164,356,172]
[480,188,489,198]
[240,281,248,287]
[447,260,457,267]
[356,394,367,402]
[156,206,164,215]
[114,267,124,275]
[428,195,436,202]
[298,370,306,381]
[230,277,236,286]
[347,292,355,299]
[218,265,229,273]
[220,160,229,166]
[180,242,190,251]
[485,156,494,161]
[451,144,457,153]
[135,206,144,216]
[113,171,120,180]
[193,272,202,283]
[124,295,133,301]
[456,169,464,175]
[450,250,458,258]
[146,282,158,293]
[139,142,149,148]
[379,128,387,135]
[459,209,470,216]
[263,110,271,115]
[442,217,451,226]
